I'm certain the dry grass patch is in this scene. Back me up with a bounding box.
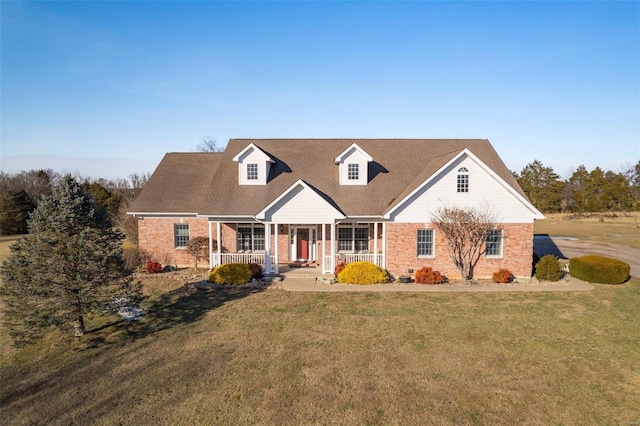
[2,278,639,424]
[535,212,640,248]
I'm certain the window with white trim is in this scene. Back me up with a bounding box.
[347,163,359,180]
[174,224,189,248]
[457,167,469,193]
[417,229,435,257]
[338,224,369,252]
[486,229,503,257]
[247,163,258,180]
[236,224,265,252]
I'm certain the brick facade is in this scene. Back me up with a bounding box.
[138,219,534,277]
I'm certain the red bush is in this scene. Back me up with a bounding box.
[248,262,263,280]
[145,261,163,274]
[492,269,514,283]
[414,267,443,285]
[334,261,346,276]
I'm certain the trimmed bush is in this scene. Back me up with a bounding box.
[415,267,444,284]
[535,254,563,282]
[248,263,263,280]
[334,261,346,276]
[569,255,630,284]
[337,261,389,285]
[208,263,253,285]
[492,269,514,284]
[145,261,162,274]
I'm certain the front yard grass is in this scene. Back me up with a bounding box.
[1,276,639,425]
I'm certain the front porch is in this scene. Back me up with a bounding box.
[208,221,387,274]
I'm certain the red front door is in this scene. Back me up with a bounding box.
[296,229,309,260]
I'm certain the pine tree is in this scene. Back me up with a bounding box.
[0,176,141,345]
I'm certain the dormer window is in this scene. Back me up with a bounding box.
[457,167,469,193]
[232,143,274,186]
[347,164,359,180]
[335,143,373,186]
[247,164,258,180]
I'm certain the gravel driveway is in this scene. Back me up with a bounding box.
[534,236,640,278]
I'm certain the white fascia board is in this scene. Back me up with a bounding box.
[127,212,198,217]
[334,143,373,163]
[383,148,545,219]
[255,179,346,220]
[232,143,275,163]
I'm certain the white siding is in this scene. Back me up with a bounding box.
[391,155,539,223]
[236,147,271,186]
[263,183,343,223]
[338,149,369,185]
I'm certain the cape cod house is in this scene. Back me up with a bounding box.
[129,139,544,278]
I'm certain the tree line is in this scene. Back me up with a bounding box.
[0,169,149,239]
[514,160,640,213]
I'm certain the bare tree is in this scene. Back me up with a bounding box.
[431,205,498,281]
[197,136,224,152]
[186,236,216,270]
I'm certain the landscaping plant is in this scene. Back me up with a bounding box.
[145,261,163,274]
[535,254,564,282]
[569,255,630,284]
[414,266,444,284]
[208,263,253,285]
[492,269,514,283]
[336,261,388,285]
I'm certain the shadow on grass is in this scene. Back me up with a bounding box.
[84,285,265,348]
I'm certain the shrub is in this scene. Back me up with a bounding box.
[208,263,253,285]
[337,261,389,285]
[248,263,263,280]
[145,261,163,274]
[334,261,347,276]
[535,254,563,282]
[123,246,141,271]
[414,267,444,284]
[492,269,514,284]
[569,255,630,284]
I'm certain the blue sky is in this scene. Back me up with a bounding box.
[1,1,639,180]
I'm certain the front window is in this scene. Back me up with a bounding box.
[486,229,503,257]
[348,163,359,180]
[174,224,189,248]
[457,167,469,193]
[236,224,265,252]
[338,224,369,252]
[247,163,258,180]
[417,229,434,257]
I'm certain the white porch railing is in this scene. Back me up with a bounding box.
[211,253,277,272]
[341,253,383,267]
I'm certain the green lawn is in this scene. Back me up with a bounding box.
[2,276,639,425]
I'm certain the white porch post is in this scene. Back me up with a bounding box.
[381,222,386,269]
[373,222,378,264]
[265,223,272,273]
[274,224,279,274]
[208,220,213,270]
[216,221,222,267]
[330,222,336,273]
[322,223,327,273]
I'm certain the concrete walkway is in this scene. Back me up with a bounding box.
[279,275,594,293]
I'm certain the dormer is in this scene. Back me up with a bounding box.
[232,143,275,185]
[334,143,373,185]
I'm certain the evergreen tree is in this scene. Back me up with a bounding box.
[0,176,141,345]
[515,160,563,213]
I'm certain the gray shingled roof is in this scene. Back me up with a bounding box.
[130,139,526,217]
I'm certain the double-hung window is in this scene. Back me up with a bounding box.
[338,224,369,252]
[174,224,189,248]
[347,163,359,180]
[457,167,469,193]
[417,229,435,257]
[247,163,258,180]
[237,224,265,252]
[486,229,503,257]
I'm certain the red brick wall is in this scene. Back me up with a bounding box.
[385,223,534,278]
